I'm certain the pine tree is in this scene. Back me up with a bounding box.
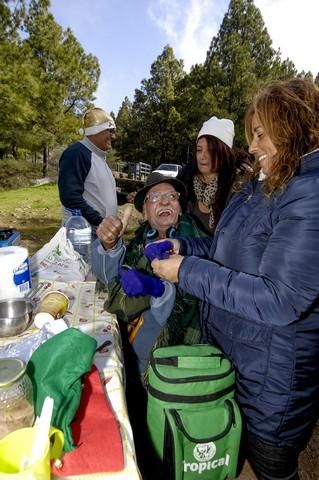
[115,97,134,163]
[0,0,40,158]
[126,45,185,167]
[21,0,100,174]
[204,0,297,145]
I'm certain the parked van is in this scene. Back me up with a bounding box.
[152,163,182,178]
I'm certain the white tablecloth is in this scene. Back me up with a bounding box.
[0,279,141,480]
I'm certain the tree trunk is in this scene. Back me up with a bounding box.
[12,143,17,158]
[42,145,48,177]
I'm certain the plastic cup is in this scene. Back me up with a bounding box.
[0,426,64,479]
[34,291,69,329]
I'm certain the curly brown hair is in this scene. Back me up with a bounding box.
[245,79,319,194]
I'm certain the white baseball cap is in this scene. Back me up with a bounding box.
[81,107,116,136]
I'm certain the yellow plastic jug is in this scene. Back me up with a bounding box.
[0,426,64,479]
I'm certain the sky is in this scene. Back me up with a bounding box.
[50,0,319,115]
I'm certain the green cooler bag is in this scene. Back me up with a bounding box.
[146,344,242,480]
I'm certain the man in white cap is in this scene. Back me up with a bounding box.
[58,107,129,229]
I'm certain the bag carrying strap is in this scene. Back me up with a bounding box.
[151,354,234,384]
[178,356,222,369]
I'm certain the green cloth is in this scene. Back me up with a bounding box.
[105,213,205,346]
[26,328,97,452]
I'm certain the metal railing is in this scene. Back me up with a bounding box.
[128,162,151,180]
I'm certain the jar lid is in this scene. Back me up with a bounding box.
[0,358,26,387]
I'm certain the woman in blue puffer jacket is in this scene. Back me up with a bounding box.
[147,79,319,480]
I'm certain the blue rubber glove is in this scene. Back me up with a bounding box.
[119,267,165,298]
[144,240,172,261]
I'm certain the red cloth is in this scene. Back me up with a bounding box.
[52,365,124,475]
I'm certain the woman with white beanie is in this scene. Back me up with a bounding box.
[178,116,252,235]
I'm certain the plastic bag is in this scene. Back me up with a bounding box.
[30,227,89,281]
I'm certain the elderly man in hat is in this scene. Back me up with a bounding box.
[92,172,204,479]
[92,172,205,374]
[58,107,131,229]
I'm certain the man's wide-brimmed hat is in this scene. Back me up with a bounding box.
[134,172,186,212]
[81,107,116,136]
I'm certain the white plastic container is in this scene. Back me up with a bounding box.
[0,247,31,300]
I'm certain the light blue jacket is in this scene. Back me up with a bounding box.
[92,238,175,373]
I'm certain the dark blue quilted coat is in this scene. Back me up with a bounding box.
[178,149,319,448]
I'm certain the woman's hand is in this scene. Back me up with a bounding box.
[151,255,184,283]
[97,216,123,250]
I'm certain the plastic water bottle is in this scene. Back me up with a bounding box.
[65,210,92,264]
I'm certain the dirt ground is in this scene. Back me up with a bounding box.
[298,423,319,480]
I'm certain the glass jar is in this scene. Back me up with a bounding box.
[0,357,35,440]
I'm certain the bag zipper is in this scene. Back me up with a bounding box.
[170,400,235,443]
[147,382,234,403]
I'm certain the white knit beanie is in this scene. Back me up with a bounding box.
[197,116,234,148]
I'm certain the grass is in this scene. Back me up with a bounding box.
[0,184,61,255]
[0,157,59,191]
[0,183,141,256]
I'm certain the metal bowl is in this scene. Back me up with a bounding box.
[0,298,34,337]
